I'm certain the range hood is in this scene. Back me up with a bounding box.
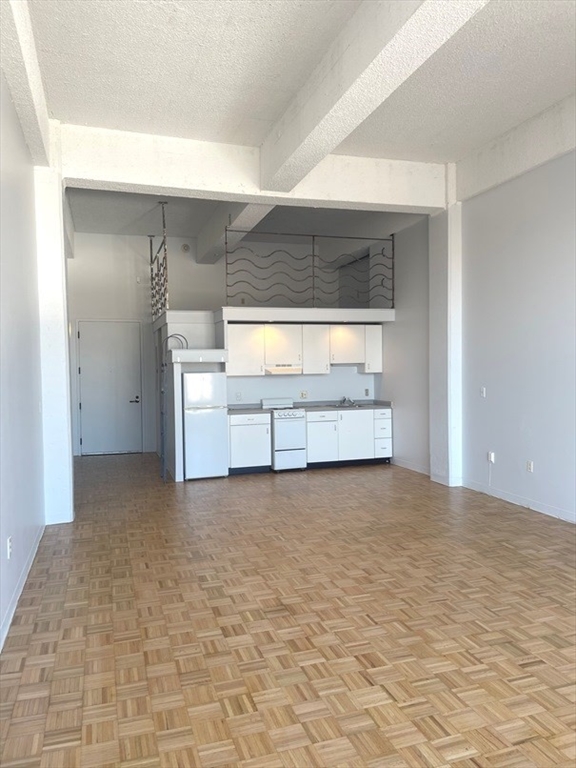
[264,364,303,375]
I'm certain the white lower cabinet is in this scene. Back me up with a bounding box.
[374,408,393,458]
[374,438,393,458]
[229,413,271,468]
[337,409,375,460]
[306,411,338,462]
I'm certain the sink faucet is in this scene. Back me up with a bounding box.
[339,396,355,406]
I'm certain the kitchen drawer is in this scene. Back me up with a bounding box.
[306,410,337,422]
[373,408,392,420]
[374,438,393,458]
[374,420,392,439]
[229,413,270,426]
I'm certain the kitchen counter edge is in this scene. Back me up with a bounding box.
[228,400,392,415]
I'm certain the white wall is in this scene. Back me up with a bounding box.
[462,151,576,522]
[169,238,226,310]
[0,73,45,648]
[381,218,430,474]
[228,366,376,406]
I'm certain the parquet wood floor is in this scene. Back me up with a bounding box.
[1,455,575,768]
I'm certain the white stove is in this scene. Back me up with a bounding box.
[262,400,307,471]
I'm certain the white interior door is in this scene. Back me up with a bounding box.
[78,320,143,455]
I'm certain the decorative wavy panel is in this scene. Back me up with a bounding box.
[150,240,169,320]
[226,232,394,308]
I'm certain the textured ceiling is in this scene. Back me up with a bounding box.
[67,189,220,237]
[29,0,360,146]
[28,0,575,164]
[334,0,576,162]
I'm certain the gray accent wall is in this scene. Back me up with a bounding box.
[0,74,45,648]
[381,217,430,475]
[462,151,575,522]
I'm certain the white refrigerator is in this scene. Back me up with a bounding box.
[182,373,229,479]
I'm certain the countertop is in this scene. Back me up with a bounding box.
[228,400,392,415]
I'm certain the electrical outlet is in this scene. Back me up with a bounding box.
[235,392,242,402]
[364,389,369,397]
[480,386,487,398]
[526,460,534,473]
[300,390,308,399]
[6,537,12,560]
[487,451,495,464]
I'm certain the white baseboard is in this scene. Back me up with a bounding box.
[392,458,430,476]
[431,473,463,487]
[0,525,45,651]
[463,480,575,524]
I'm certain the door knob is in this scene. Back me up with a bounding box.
[130,396,140,403]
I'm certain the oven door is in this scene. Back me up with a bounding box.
[273,418,306,451]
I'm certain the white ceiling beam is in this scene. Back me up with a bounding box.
[260,0,490,192]
[0,0,50,165]
[196,203,274,264]
[457,94,576,202]
[59,124,446,213]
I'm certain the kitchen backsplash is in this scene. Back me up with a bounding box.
[226,366,376,405]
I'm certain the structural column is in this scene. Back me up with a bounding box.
[34,165,74,523]
[428,166,463,486]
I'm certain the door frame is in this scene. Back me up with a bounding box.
[73,319,144,456]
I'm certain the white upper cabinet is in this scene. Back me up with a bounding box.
[226,324,265,376]
[362,325,383,373]
[302,325,330,374]
[329,325,365,364]
[264,324,302,366]
[226,321,383,376]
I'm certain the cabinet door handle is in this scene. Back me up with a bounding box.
[367,363,370,370]
[266,427,269,434]
[334,424,337,431]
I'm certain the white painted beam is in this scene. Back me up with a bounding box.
[196,202,274,264]
[457,94,576,201]
[260,0,489,192]
[59,124,446,213]
[0,0,50,165]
